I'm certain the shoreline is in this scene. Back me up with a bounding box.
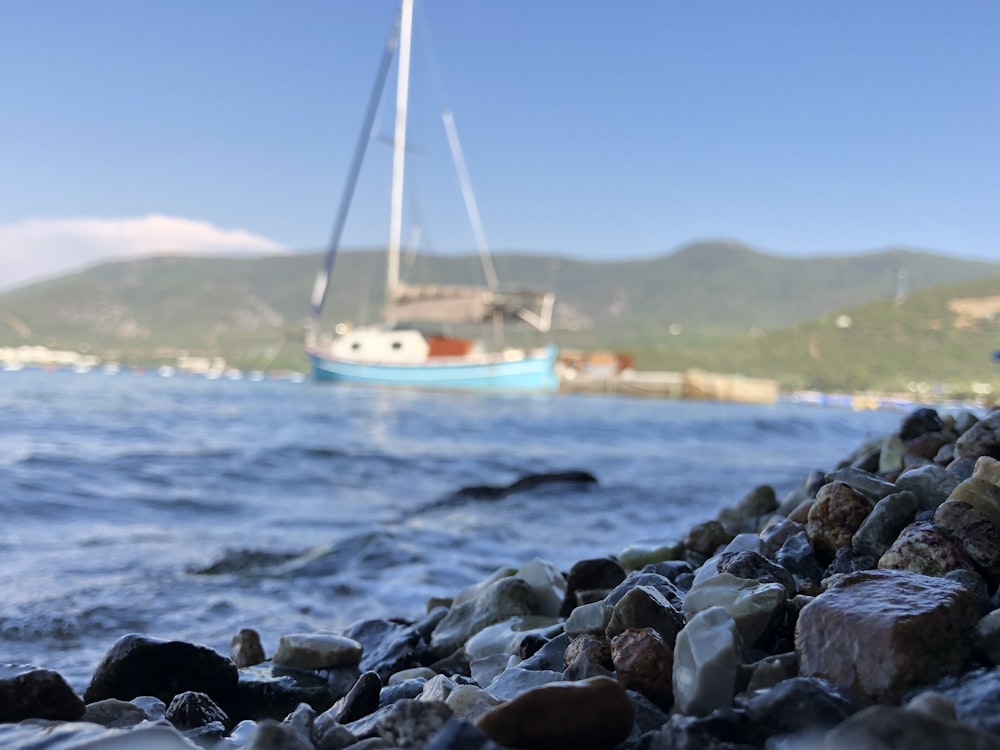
[6,405,1000,748]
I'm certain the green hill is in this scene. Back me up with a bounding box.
[1,241,998,393]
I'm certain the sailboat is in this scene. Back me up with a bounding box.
[305,0,558,392]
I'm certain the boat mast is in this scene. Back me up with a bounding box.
[386,0,413,317]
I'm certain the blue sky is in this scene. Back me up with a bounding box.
[2,1,999,288]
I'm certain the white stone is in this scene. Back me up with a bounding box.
[272,633,363,669]
[445,684,502,720]
[682,573,787,648]
[470,653,516,688]
[388,667,436,685]
[516,558,567,617]
[564,601,613,637]
[453,566,517,606]
[673,606,742,716]
[420,673,459,702]
[464,615,559,661]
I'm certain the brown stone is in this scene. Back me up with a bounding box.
[564,634,613,671]
[877,521,975,577]
[230,628,266,668]
[475,676,634,750]
[806,482,875,563]
[795,569,978,703]
[934,500,1000,585]
[905,433,953,463]
[787,498,814,524]
[683,520,734,558]
[610,627,673,710]
[956,413,1000,460]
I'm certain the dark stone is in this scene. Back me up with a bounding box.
[604,571,684,610]
[717,551,796,597]
[453,470,597,500]
[0,664,85,722]
[336,670,382,724]
[223,662,347,722]
[649,709,753,750]
[739,676,866,739]
[426,717,504,750]
[343,619,422,683]
[957,412,1000,460]
[823,546,878,578]
[560,557,627,618]
[936,667,1000,734]
[518,633,548,659]
[165,690,231,731]
[84,634,238,706]
[626,689,671,735]
[775,532,824,586]
[684,520,734,558]
[518,632,570,672]
[900,408,945,442]
[378,698,454,748]
[379,677,427,707]
[606,584,686,646]
[826,705,1000,750]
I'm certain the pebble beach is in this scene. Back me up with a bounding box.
[8,404,1000,749]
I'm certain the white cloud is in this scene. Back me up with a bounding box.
[0,215,288,291]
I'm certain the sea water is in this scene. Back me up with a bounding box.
[0,369,908,691]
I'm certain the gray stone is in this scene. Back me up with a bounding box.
[956,411,1000,459]
[672,606,742,717]
[851,490,919,558]
[564,601,613,637]
[273,633,363,669]
[231,628,267,668]
[879,433,905,473]
[825,705,1000,750]
[977,610,1000,665]
[247,719,316,749]
[516,631,569,672]
[464,615,559,661]
[896,464,962,510]
[378,698,453,748]
[824,467,899,501]
[343,618,422,683]
[484,666,564,702]
[83,698,149,728]
[429,577,538,658]
[682,573,787,650]
[717,550,796,597]
[775,531,824,586]
[739,675,865,739]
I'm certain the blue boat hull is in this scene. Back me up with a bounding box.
[308,344,560,393]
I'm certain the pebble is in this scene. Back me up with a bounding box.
[14,404,1000,749]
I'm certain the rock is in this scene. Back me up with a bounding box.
[949,476,1000,530]
[515,558,567,618]
[716,550,796,597]
[231,628,267,668]
[444,684,502,722]
[378,698,453,748]
[795,569,978,703]
[743,651,799,693]
[617,543,683,574]
[564,634,613,671]
[900,407,945,441]
[683,520,734,557]
[610,627,673,710]
[906,432,952,464]
[246,719,316,750]
[905,690,957,721]
[877,520,975,577]
[314,718,357,750]
[0,664,85,722]
[824,468,899,501]
[605,584,686,646]
[806,481,876,563]
[934,500,1000,585]
[464,615,559,661]
[227,662,351,721]
[560,557,626,616]
[564,601,613,637]
[759,517,805,558]
[343,619,422,683]
[672,606,742,717]
[0,723,196,748]
[273,633,363,670]
[517,631,570,672]
[896,464,964,512]
[739,675,866,740]
[334,670,382,724]
[956,411,1000,459]
[421,673,460,702]
[936,667,1000,734]
[380,677,428,707]
[430,577,538,658]
[164,690,231,731]
[604,570,685,610]
[650,709,752,750]
[717,484,778,533]
[84,634,238,705]
[775,531,824,586]
[824,546,878,578]
[879,433,905,473]
[426,717,505,750]
[283,702,316,744]
[825,704,1000,750]
[851,490,919,558]
[682,573,787,650]
[483,666,564,702]
[475,676,633,750]
[83,698,149,728]
[977,610,1000,665]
